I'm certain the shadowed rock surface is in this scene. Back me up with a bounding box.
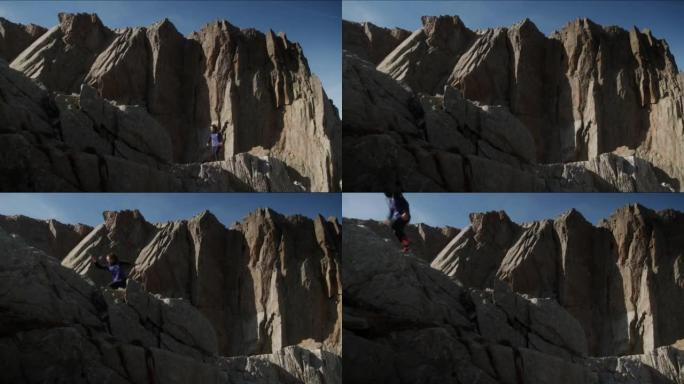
[0,17,46,62]
[342,16,684,192]
[343,219,684,383]
[0,226,339,383]
[2,13,340,192]
[0,214,91,260]
[0,208,341,383]
[344,218,459,263]
[342,20,411,65]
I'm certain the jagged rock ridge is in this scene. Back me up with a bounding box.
[344,217,458,263]
[343,16,684,192]
[0,17,46,62]
[343,219,684,384]
[59,208,342,358]
[0,213,91,260]
[2,13,340,191]
[430,204,684,358]
[342,20,411,65]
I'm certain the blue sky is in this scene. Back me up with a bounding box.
[343,1,684,70]
[343,193,684,228]
[0,1,341,109]
[0,193,341,226]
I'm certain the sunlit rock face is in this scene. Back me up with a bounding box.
[2,13,340,191]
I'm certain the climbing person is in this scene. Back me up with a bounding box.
[91,253,131,289]
[207,123,223,161]
[384,191,411,253]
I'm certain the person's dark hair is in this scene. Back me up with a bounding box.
[211,124,217,132]
[383,192,392,198]
[106,253,118,263]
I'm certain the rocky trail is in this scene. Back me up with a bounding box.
[0,13,340,192]
[0,208,341,384]
[343,204,684,383]
[343,17,684,192]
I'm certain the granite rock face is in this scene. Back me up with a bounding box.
[3,13,340,191]
[342,20,411,65]
[0,214,91,260]
[343,219,684,384]
[0,17,46,62]
[343,16,684,191]
[61,208,341,358]
[344,218,458,263]
[0,226,340,384]
[431,204,684,357]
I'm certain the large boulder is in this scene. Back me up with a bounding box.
[345,218,458,263]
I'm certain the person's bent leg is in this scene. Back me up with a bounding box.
[108,280,126,289]
[390,218,403,242]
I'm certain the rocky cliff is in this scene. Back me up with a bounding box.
[342,20,410,65]
[0,214,91,260]
[343,16,684,192]
[2,13,340,191]
[0,226,339,384]
[0,208,341,383]
[344,217,458,263]
[0,17,46,62]
[344,218,684,384]
[430,204,684,358]
[59,208,341,358]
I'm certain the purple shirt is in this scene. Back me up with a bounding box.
[210,133,221,147]
[107,263,126,282]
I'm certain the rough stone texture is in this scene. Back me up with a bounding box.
[342,20,410,65]
[431,204,684,357]
[343,219,684,383]
[344,16,684,191]
[0,214,91,260]
[344,218,458,263]
[61,208,341,358]
[378,16,476,95]
[0,17,46,62]
[220,344,342,384]
[591,344,684,384]
[170,152,304,192]
[0,226,340,384]
[7,13,339,191]
[0,59,309,192]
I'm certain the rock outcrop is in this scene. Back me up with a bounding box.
[2,13,340,191]
[60,208,341,358]
[0,214,91,260]
[0,17,46,62]
[343,219,684,384]
[342,20,411,65]
[344,218,458,263]
[343,16,684,191]
[0,226,340,384]
[431,204,684,357]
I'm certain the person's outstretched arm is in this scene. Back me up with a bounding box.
[90,255,107,270]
